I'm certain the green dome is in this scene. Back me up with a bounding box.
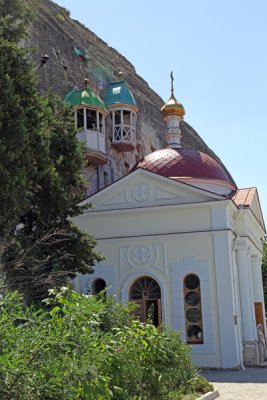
[105,81,137,107]
[64,89,108,113]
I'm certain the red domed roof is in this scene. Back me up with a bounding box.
[131,148,233,184]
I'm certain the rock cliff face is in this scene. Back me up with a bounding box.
[27,0,235,194]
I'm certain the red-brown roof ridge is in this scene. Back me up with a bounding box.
[231,187,257,207]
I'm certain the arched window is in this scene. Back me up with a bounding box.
[129,276,162,326]
[183,274,204,344]
[92,278,106,295]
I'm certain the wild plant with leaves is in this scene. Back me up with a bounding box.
[0,287,212,399]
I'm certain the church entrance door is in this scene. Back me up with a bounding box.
[129,276,162,326]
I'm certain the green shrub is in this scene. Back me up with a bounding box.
[0,287,211,399]
[190,374,214,394]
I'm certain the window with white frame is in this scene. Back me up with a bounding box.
[183,274,204,344]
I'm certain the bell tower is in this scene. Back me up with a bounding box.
[105,80,139,152]
[65,80,109,165]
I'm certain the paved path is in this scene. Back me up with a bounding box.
[202,367,267,400]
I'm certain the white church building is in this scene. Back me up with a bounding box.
[71,77,266,369]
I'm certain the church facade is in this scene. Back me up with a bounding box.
[69,76,266,369]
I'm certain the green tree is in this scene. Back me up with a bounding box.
[0,0,101,302]
[2,94,102,302]
[0,0,48,239]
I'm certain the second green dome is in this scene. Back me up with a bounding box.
[105,81,137,107]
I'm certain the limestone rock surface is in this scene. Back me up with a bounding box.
[26,0,235,194]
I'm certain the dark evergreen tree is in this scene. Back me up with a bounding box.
[1,0,102,302]
[3,94,102,302]
[0,0,48,238]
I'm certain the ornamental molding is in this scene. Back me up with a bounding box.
[235,238,249,252]
[131,245,152,265]
[132,183,151,202]
[251,254,260,264]
[119,243,166,276]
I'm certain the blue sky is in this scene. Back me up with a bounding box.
[56,0,267,223]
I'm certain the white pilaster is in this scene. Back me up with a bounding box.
[213,231,240,368]
[251,254,264,301]
[236,239,256,340]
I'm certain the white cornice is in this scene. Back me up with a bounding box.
[82,198,231,216]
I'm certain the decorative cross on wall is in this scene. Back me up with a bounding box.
[133,246,151,265]
[133,183,150,202]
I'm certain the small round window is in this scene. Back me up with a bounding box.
[185,291,200,306]
[187,325,203,340]
[186,308,201,323]
[184,275,200,290]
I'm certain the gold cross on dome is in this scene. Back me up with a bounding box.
[170,71,174,96]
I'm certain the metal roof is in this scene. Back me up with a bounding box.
[105,80,137,106]
[131,148,234,183]
[64,89,108,113]
[231,188,257,207]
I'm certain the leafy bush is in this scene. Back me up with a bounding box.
[0,287,211,399]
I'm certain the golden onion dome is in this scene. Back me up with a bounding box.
[160,95,185,117]
[160,71,185,118]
